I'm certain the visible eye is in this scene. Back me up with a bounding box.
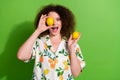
[56,18,60,21]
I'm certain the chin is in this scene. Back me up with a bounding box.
[50,32,60,36]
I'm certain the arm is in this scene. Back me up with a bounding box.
[17,29,41,61]
[68,35,82,77]
[17,15,50,61]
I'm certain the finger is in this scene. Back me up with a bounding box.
[48,25,54,28]
[73,35,80,45]
[40,14,44,19]
[40,14,47,20]
[46,25,52,29]
[39,15,48,25]
[42,14,47,18]
[68,34,72,42]
[76,35,80,42]
[42,16,48,22]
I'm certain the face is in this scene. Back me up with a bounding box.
[48,12,62,36]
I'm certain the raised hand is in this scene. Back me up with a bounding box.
[67,34,80,53]
[37,14,52,33]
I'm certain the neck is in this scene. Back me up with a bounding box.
[49,34,62,40]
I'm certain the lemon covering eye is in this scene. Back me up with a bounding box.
[46,17,54,26]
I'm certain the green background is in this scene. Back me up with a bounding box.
[0,0,120,80]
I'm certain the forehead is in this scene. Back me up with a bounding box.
[48,11,60,18]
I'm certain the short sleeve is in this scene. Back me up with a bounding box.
[24,38,40,62]
[75,44,86,69]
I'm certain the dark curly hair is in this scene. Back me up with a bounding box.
[34,4,75,39]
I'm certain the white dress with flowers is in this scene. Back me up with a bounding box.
[27,35,85,80]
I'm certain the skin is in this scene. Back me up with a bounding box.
[17,11,82,77]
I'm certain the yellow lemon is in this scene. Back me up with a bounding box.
[72,32,80,39]
[46,17,54,26]
[44,69,49,75]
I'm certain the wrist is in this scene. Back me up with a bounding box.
[33,28,42,37]
[68,46,75,53]
[36,28,42,34]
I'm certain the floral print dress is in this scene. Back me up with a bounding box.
[26,35,85,80]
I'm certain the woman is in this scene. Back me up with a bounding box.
[17,4,85,80]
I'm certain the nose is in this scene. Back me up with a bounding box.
[53,19,56,26]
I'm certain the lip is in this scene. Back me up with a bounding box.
[51,27,58,29]
[51,27,58,33]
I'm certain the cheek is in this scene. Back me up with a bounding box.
[59,24,62,29]
[58,22,62,27]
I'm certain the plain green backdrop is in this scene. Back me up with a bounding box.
[0,0,120,80]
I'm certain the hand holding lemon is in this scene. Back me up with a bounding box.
[72,31,80,39]
[46,17,54,26]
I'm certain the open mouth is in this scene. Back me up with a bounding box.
[52,27,58,29]
[51,27,58,32]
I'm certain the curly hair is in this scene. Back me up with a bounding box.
[34,4,75,39]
